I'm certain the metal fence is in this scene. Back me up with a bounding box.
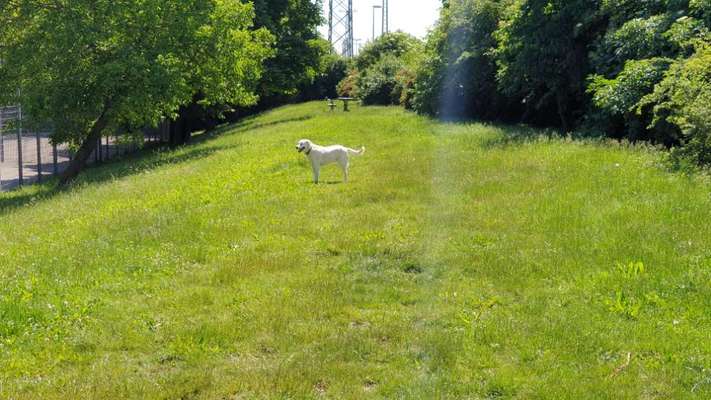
[0,105,167,191]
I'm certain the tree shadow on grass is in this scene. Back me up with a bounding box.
[225,114,315,135]
[80,143,242,185]
[480,123,561,150]
[0,108,314,213]
[0,137,240,214]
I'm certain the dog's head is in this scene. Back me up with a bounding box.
[296,139,313,154]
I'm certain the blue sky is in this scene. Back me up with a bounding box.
[319,0,442,51]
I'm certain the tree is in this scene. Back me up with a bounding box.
[411,0,711,167]
[412,0,511,120]
[356,31,423,71]
[640,44,711,167]
[494,0,603,131]
[0,0,272,184]
[297,39,349,101]
[338,32,424,106]
[252,0,324,103]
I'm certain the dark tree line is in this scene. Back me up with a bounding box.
[409,0,711,167]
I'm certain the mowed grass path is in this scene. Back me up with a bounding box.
[1,102,710,399]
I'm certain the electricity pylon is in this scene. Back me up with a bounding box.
[328,0,354,57]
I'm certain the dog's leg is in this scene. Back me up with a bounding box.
[340,159,349,183]
[311,163,320,184]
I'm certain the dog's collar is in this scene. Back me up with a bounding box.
[305,148,312,156]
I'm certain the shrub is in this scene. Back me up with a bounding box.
[641,44,711,167]
[356,32,422,71]
[336,69,359,98]
[412,0,506,120]
[690,0,711,26]
[299,52,349,100]
[588,58,673,141]
[336,31,424,106]
[357,55,404,105]
[591,16,671,75]
[394,67,417,109]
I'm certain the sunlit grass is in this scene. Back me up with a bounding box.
[1,102,710,398]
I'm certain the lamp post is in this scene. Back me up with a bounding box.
[372,5,382,41]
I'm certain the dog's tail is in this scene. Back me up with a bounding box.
[348,146,366,156]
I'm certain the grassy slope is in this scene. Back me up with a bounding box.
[1,102,710,399]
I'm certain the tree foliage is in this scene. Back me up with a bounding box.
[297,40,349,101]
[494,0,601,131]
[641,43,711,167]
[339,31,424,106]
[412,0,509,119]
[356,32,423,71]
[411,0,711,166]
[251,0,325,102]
[357,55,404,105]
[0,0,272,182]
[588,58,673,141]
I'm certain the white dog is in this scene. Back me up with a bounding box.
[296,139,365,183]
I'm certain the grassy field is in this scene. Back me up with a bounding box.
[1,102,710,399]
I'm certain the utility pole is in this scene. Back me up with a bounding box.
[382,0,389,34]
[372,5,382,41]
[328,0,354,57]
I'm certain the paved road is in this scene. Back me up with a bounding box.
[0,134,133,191]
[0,133,71,190]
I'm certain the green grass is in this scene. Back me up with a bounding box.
[1,102,711,399]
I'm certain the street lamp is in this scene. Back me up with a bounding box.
[372,5,382,41]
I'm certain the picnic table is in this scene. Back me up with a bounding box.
[327,97,356,112]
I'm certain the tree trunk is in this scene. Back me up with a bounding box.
[168,104,194,147]
[556,91,570,133]
[59,109,111,186]
[169,113,189,147]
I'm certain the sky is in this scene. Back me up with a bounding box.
[319,0,442,53]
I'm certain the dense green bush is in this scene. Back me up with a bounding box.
[642,44,711,167]
[691,0,711,25]
[394,67,417,109]
[337,70,359,98]
[338,31,424,107]
[355,32,423,71]
[411,0,711,167]
[591,16,671,76]
[588,58,673,141]
[357,55,404,105]
[412,0,508,119]
[298,42,349,101]
[495,0,600,131]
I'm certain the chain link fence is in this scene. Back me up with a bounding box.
[0,105,167,191]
